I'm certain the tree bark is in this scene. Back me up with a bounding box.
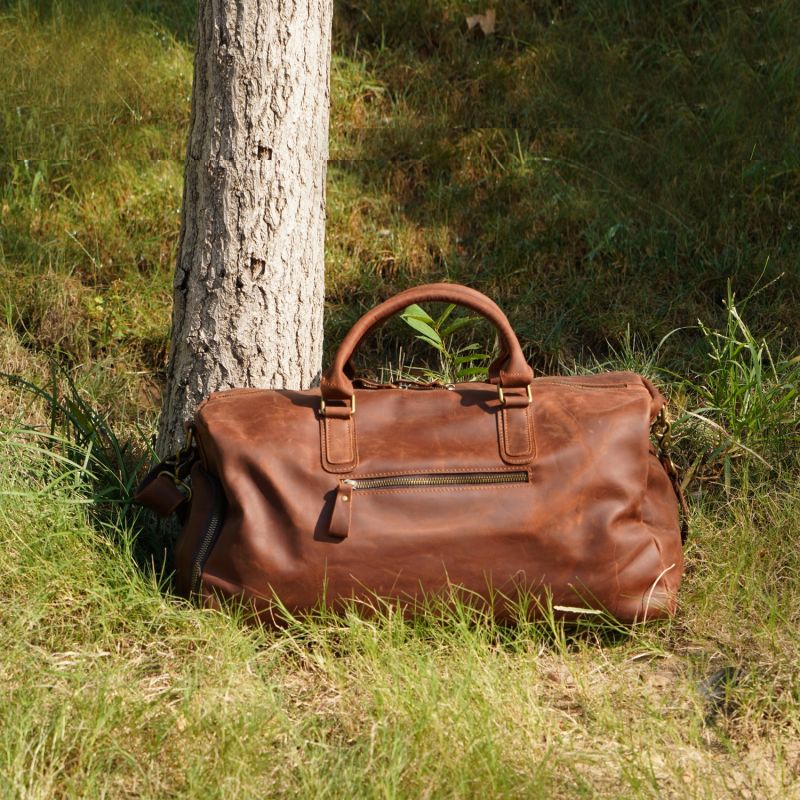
[157,0,332,456]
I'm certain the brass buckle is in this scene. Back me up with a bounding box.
[156,427,196,501]
[320,395,356,416]
[652,407,672,452]
[156,469,193,502]
[497,385,532,406]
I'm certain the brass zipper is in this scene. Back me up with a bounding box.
[343,471,528,491]
[191,510,221,595]
[190,473,225,595]
[533,378,629,389]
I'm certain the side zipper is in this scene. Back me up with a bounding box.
[190,473,226,595]
[327,470,528,539]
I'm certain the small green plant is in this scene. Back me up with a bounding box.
[678,282,799,488]
[2,367,152,510]
[396,303,492,384]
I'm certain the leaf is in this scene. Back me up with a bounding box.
[441,316,481,337]
[435,303,456,328]
[401,315,443,348]
[401,304,434,324]
[465,8,496,35]
[65,398,94,438]
[456,366,489,379]
[454,353,491,364]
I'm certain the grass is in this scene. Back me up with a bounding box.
[1,0,799,796]
[326,0,800,366]
[1,430,799,797]
[2,0,799,398]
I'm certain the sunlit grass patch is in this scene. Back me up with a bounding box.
[0,1,190,412]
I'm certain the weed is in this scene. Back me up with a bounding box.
[3,367,151,504]
[395,302,492,383]
[668,282,800,491]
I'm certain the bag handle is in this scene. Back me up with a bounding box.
[319,283,533,408]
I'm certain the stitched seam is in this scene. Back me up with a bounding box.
[503,405,532,457]
[348,417,358,468]
[325,417,344,463]
[533,382,632,390]
[319,417,327,468]
[500,406,533,461]
[500,371,533,382]
[203,387,269,402]
[498,414,531,464]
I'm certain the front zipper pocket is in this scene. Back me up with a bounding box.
[328,469,529,538]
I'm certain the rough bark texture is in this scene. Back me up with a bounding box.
[157,0,332,455]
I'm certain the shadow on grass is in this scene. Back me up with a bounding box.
[6,0,798,377]
[326,0,800,370]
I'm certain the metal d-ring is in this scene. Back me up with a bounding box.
[497,384,532,406]
[320,395,356,416]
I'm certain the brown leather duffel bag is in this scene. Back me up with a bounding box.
[137,283,685,623]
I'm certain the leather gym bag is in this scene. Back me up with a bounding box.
[136,283,686,624]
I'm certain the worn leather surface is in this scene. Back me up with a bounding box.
[148,284,684,623]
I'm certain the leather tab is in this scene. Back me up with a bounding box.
[320,414,358,473]
[135,468,190,517]
[640,375,667,421]
[498,402,535,465]
[328,481,353,538]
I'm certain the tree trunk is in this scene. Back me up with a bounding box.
[157,0,332,456]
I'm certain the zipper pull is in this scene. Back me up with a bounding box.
[328,480,353,539]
